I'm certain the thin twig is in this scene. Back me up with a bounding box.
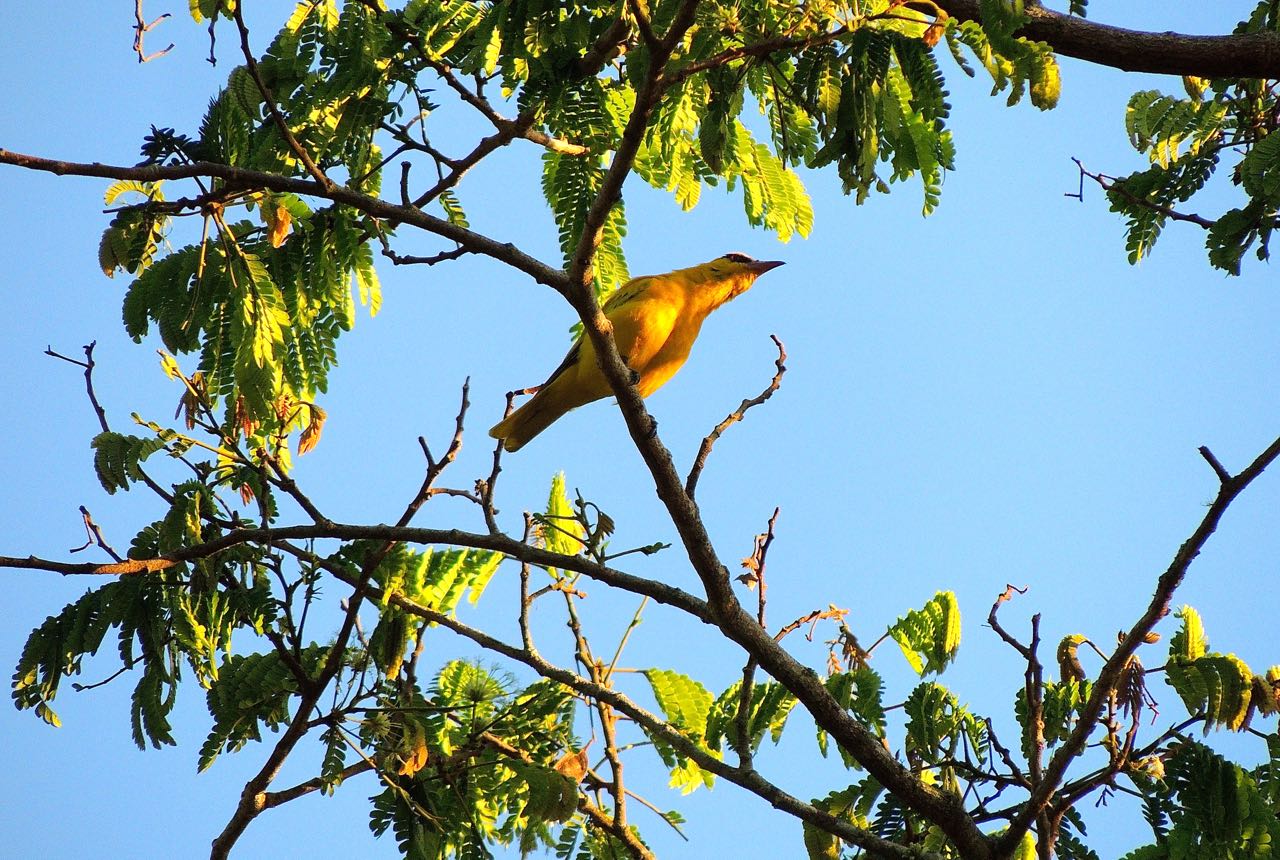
[132,0,173,63]
[774,606,848,643]
[686,336,787,499]
[71,506,124,562]
[732,508,780,767]
[1070,157,1213,229]
[1199,445,1231,484]
[231,4,333,191]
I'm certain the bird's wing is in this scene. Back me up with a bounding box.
[535,339,583,391]
[605,277,681,370]
[601,276,653,313]
[529,276,665,390]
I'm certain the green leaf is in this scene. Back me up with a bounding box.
[706,680,798,754]
[818,668,886,767]
[1160,740,1280,855]
[1167,651,1254,732]
[12,580,142,725]
[904,681,987,789]
[888,590,961,675]
[644,669,713,737]
[1015,679,1092,747]
[538,472,585,572]
[200,646,328,770]
[1171,605,1208,661]
[91,432,170,494]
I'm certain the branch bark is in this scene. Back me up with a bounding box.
[936,1,1280,78]
[551,1,994,854]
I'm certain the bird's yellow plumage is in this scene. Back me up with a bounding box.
[489,253,784,452]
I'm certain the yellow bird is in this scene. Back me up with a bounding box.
[489,253,784,452]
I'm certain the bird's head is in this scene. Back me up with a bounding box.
[702,252,786,279]
[687,252,785,307]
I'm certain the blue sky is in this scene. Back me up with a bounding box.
[2,3,1277,857]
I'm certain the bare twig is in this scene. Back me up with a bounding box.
[261,761,375,809]
[686,335,787,499]
[46,343,110,433]
[45,342,177,505]
[604,597,650,681]
[71,506,124,562]
[774,606,848,643]
[987,584,1032,660]
[1199,445,1232,485]
[132,0,173,63]
[1070,157,1213,229]
[732,508,779,767]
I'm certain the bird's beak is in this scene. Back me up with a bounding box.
[748,260,785,275]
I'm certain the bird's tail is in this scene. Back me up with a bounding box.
[488,390,561,453]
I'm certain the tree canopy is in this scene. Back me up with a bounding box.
[4,2,1280,859]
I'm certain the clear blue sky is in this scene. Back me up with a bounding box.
[2,3,1277,857]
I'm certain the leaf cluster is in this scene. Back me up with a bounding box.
[1105,1,1280,274]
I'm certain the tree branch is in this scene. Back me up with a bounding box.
[132,0,173,63]
[1072,158,1214,230]
[518,13,985,859]
[1,523,713,622]
[546,1,995,853]
[231,4,332,191]
[936,1,1280,79]
[0,148,567,292]
[993,433,1280,854]
[371,581,941,860]
[262,762,375,809]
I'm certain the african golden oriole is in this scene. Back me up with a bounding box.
[489,253,784,452]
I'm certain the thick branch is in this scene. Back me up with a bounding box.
[550,1,992,854]
[936,1,1280,78]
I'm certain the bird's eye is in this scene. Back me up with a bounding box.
[721,252,755,264]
